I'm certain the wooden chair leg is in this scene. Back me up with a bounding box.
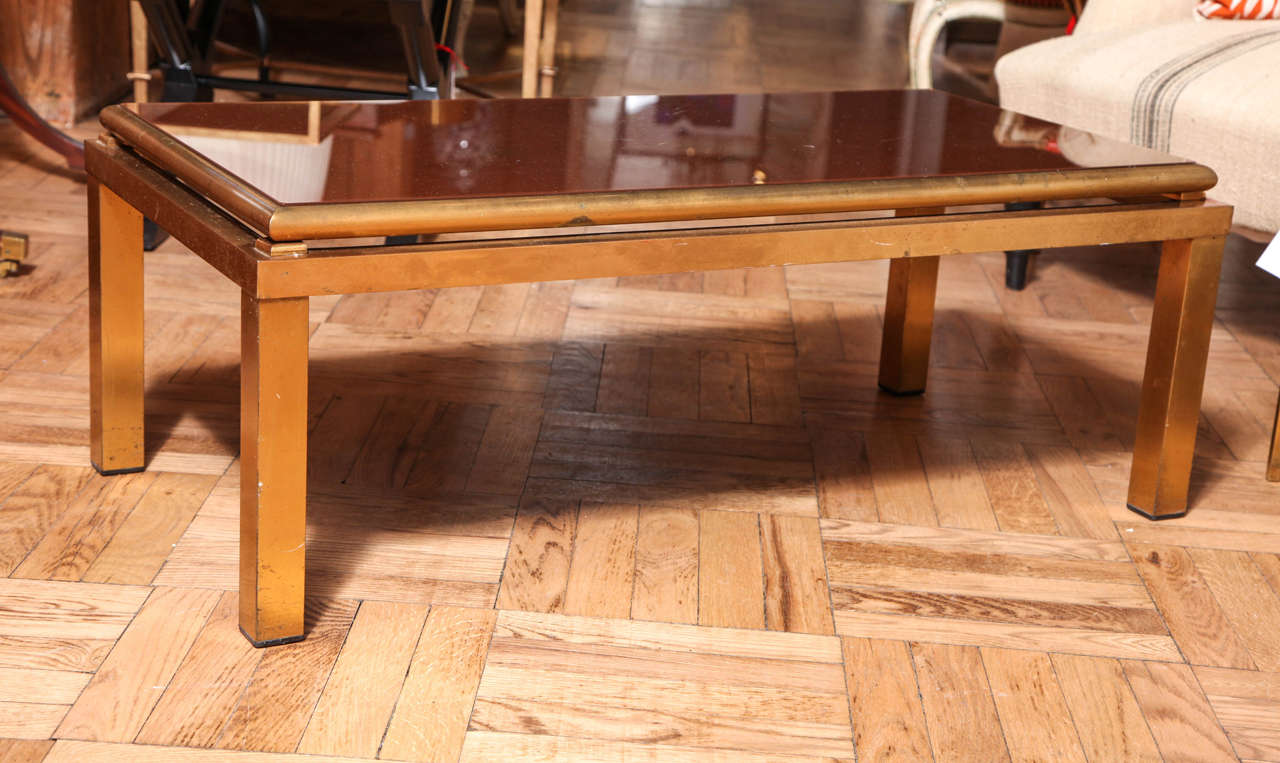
[1127,235,1225,519]
[240,292,310,647]
[129,0,150,103]
[521,0,543,97]
[1267,390,1279,482]
[878,207,943,395]
[89,179,146,476]
[536,0,560,97]
[908,0,1005,89]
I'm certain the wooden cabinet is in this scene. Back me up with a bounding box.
[0,0,130,126]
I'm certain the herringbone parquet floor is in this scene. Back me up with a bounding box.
[2,1,1280,761]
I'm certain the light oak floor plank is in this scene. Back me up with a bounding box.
[0,739,54,763]
[0,578,150,642]
[0,666,90,704]
[43,739,377,762]
[0,703,68,741]
[56,587,222,743]
[495,496,577,614]
[762,514,833,635]
[81,473,217,584]
[1050,653,1162,762]
[297,601,428,758]
[632,506,699,624]
[460,730,840,763]
[0,465,96,575]
[12,471,158,581]
[834,610,1181,661]
[135,591,265,748]
[494,610,844,664]
[562,502,639,619]
[911,642,1011,762]
[1122,660,1237,762]
[381,606,497,763]
[865,431,937,527]
[699,510,765,630]
[1129,542,1257,669]
[980,647,1086,763]
[1195,666,1280,762]
[215,599,359,753]
[842,638,932,762]
[918,436,999,531]
[1187,547,1280,672]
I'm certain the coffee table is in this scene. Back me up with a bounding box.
[87,90,1232,646]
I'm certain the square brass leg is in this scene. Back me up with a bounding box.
[1,230,28,276]
[878,207,944,395]
[88,179,146,475]
[240,292,310,646]
[1127,235,1226,519]
[1267,390,1279,482]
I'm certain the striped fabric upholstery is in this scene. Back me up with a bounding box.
[1074,0,1188,37]
[1198,0,1280,18]
[996,14,1280,231]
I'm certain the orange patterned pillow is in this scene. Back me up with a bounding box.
[1197,0,1280,18]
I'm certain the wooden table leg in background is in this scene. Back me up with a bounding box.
[520,0,559,97]
[521,0,544,98]
[1267,391,1279,482]
[240,293,310,647]
[129,0,151,103]
[536,0,560,97]
[878,207,944,395]
[89,179,146,476]
[1127,235,1226,519]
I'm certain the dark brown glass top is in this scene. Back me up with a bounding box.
[130,90,1187,206]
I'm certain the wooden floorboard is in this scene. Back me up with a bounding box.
[2,0,1279,759]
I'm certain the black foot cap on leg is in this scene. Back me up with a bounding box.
[1126,503,1188,521]
[240,627,305,648]
[1005,250,1033,291]
[143,218,170,251]
[878,383,925,397]
[91,462,146,477]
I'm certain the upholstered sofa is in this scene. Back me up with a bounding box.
[995,0,1280,233]
[997,3,1280,480]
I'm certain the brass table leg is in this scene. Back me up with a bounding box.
[1127,235,1226,519]
[89,179,146,475]
[0,230,28,276]
[240,292,309,646]
[878,207,944,395]
[1267,391,1279,482]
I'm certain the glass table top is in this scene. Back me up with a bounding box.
[129,90,1189,207]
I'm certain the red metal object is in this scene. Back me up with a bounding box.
[0,63,86,171]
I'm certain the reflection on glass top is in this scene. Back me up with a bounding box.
[132,90,1188,206]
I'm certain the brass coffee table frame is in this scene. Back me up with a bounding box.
[88,105,1232,646]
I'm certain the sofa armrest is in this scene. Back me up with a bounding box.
[1073,0,1194,37]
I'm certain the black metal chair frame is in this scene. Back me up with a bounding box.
[135,0,465,102]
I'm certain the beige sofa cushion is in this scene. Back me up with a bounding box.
[996,19,1280,231]
[1074,0,1193,36]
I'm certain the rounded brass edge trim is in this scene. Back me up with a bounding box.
[100,105,279,235]
[267,163,1219,241]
